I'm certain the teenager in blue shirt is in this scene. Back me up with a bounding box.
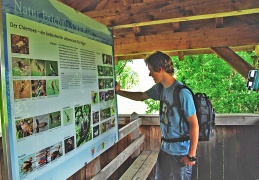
[115,51,199,180]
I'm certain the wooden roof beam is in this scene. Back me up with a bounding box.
[115,45,255,61]
[82,0,259,28]
[114,24,259,56]
[211,47,255,78]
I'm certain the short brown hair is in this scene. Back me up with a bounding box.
[145,51,174,74]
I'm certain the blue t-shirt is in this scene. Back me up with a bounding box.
[146,81,196,155]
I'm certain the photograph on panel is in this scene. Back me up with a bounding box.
[13,80,31,99]
[48,111,61,129]
[102,54,112,65]
[63,108,73,126]
[11,34,29,54]
[93,125,99,138]
[45,60,58,76]
[91,91,99,104]
[36,147,51,169]
[97,65,113,76]
[64,136,75,154]
[31,80,46,97]
[12,57,31,76]
[30,59,45,76]
[74,104,92,147]
[50,141,63,161]
[33,114,49,134]
[92,111,99,125]
[18,153,36,178]
[46,79,60,96]
[16,117,33,139]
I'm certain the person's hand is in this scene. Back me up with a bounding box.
[115,81,121,93]
[180,156,196,166]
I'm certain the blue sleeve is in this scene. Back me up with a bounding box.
[145,83,161,100]
[179,88,196,118]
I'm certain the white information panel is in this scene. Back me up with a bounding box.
[1,0,118,179]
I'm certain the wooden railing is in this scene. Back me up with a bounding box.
[0,113,259,180]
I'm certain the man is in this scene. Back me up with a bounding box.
[115,51,199,180]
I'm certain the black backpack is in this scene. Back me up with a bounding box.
[159,84,215,142]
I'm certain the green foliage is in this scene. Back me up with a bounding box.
[115,60,139,89]
[144,52,259,114]
[144,99,160,114]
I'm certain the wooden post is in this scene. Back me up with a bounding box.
[130,112,140,158]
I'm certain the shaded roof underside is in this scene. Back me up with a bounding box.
[59,0,259,77]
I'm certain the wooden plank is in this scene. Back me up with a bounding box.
[211,126,224,180]
[114,24,259,56]
[119,118,142,140]
[115,45,255,60]
[82,0,259,28]
[130,113,140,158]
[223,126,238,179]
[85,156,101,179]
[215,114,259,125]
[236,126,259,180]
[139,114,259,126]
[132,151,159,180]
[149,125,161,151]
[107,143,119,179]
[119,151,152,180]
[91,134,145,180]
[139,125,150,151]
[117,134,131,178]
[141,117,160,126]
[197,141,210,179]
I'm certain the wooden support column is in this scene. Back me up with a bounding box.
[132,26,142,36]
[255,45,259,55]
[178,51,184,61]
[211,47,255,78]
[172,22,180,32]
[215,17,224,28]
[130,112,140,158]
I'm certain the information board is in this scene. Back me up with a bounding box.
[0,0,118,179]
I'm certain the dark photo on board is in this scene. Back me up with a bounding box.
[45,60,58,76]
[74,104,92,147]
[11,34,29,54]
[31,80,46,97]
[64,136,75,154]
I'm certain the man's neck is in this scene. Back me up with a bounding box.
[161,75,176,88]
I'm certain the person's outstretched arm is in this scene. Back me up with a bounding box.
[115,82,149,101]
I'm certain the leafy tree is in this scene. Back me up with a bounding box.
[144,52,259,114]
[115,60,139,89]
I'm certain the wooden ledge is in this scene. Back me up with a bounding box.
[91,134,145,180]
[119,150,159,180]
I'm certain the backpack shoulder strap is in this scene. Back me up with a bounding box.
[173,84,187,107]
[173,84,194,133]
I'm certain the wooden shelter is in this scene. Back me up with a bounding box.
[59,0,259,78]
[1,1,259,180]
